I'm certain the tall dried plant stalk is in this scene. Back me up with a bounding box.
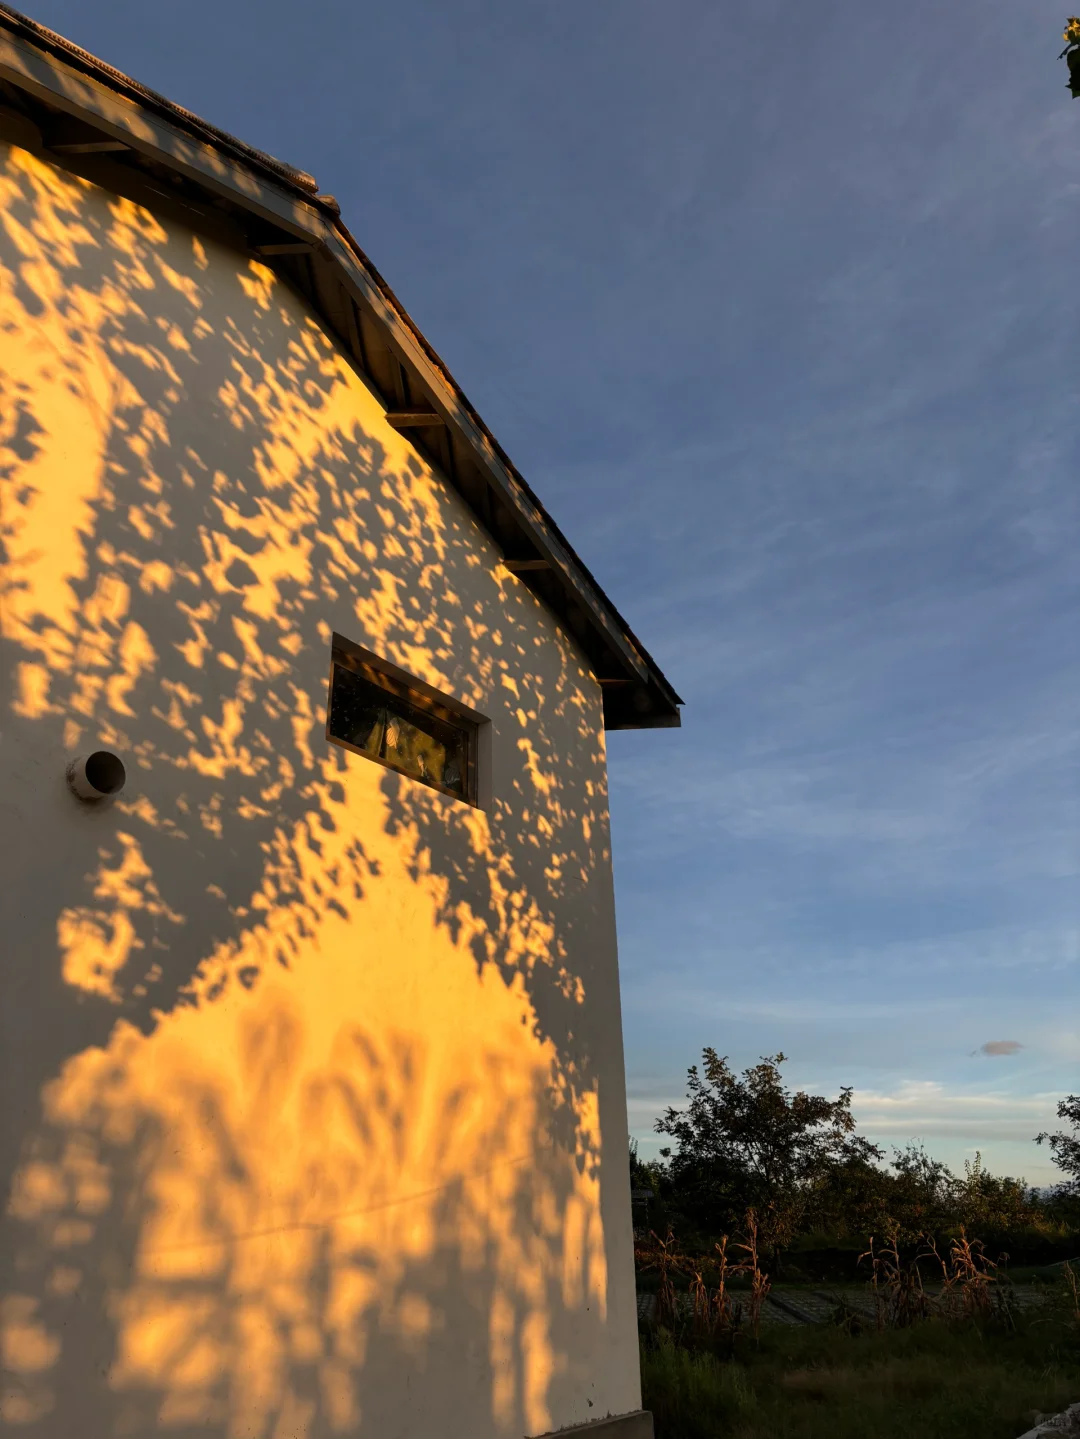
[926,1228,1011,1326]
[687,1234,746,1340]
[1060,1260,1079,1327]
[635,1229,684,1331]
[859,1226,930,1329]
[736,1210,771,1340]
[860,1226,1013,1330]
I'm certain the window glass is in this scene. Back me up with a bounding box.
[327,658,472,800]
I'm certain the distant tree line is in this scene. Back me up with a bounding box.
[631,1051,1080,1264]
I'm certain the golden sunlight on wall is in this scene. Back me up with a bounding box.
[0,139,639,1437]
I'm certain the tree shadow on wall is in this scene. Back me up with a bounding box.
[6,1015,606,1436]
[0,141,626,1434]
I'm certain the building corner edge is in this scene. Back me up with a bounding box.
[530,1409,654,1439]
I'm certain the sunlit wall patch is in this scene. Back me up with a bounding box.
[326,634,484,805]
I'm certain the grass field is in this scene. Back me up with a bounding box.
[641,1308,1080,1439]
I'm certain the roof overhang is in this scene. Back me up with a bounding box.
[0,3,682,729]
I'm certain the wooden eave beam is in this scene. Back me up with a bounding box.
[253,241,317,256]
[43,113,131,152]
[384,411,446,430]
[51,137,128,152]
[502,557,549,573]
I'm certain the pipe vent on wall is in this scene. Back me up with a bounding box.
[67,750,126,801]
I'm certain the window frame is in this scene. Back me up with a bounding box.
[325,633,484,806]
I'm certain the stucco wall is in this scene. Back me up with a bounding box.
[0,138,640,1438]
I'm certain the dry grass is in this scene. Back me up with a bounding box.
[1064,1260,1080,1325]
[636,1212,775,1345]
[858,1224,1014,1329]
[642,1309,1080,1439]
[639,1223,1080,1438]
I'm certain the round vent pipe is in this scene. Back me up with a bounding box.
[67,750,126,801]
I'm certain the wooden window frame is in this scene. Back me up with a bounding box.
[325,633,484,806]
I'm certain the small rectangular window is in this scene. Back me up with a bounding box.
[326,636,480,804]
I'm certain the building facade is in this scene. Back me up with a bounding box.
[0,10,679,1437]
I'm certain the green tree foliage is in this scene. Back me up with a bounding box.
[890,1142,955,1225]
[809,1143,957,1242]
[1060,17,1080,97]
[1037,1095,1080,1193]
[806,1144,1041,1242]
[655,1051,882,1256]
[953,1153,1041,1234]
[642,1050,1060,1258]
[630,1137,666,1199]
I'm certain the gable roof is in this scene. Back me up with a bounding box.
[0,4,681,730]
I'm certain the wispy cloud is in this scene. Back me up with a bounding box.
[977,1040,1024,1057]
[627,1080,1070,1183]
[627,1080,1064,1143]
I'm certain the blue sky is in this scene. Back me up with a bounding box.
[34,0,1079,1184]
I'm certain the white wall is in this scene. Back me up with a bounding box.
[0,137,640,1438]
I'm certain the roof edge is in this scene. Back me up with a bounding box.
[0,3,682,727]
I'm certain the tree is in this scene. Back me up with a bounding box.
[655,1050,882,1258]
[1060,17,1080,97]
[953,1153,1039,1235]
[877,1141,969,1238]
[814,1143,1039,1242]
[1036,1095,1080,1192]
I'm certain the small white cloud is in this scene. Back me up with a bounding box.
[977,1039,1023,1057]
[846,1079,1057,1143]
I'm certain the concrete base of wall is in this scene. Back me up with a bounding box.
[1015,1403,1080,1438]
[531,1411,654,1439]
